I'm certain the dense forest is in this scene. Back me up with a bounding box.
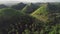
[0,2,60,34]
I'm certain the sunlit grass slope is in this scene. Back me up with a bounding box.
[21,4,29,14]
[21,3,40,14]
[30,4,49,22]
[21,3,33,14]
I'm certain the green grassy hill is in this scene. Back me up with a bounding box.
[21,3,40,14]
[21,4,29,14]
[30,4,49,22]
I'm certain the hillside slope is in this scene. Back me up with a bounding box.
[30,4,49,22]
[31,4,49,22]
[21,3,40,14]
[11,3,26,10]
[31,3,60,23]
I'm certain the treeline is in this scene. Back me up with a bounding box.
[0,3,60,34]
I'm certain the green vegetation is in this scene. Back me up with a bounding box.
[0,3,60,34]
[31,4,49,22]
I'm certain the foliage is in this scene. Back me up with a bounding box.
[0,3,60,34]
